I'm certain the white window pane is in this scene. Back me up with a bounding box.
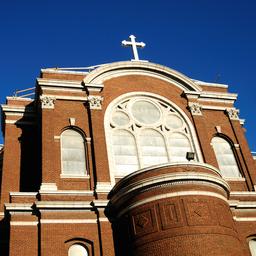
[112,130,139,174]
[168,133,192,162]
[131,100,161,125]
[139,129,168,167]
[68,244,88,256]
[249,240,256,256]
[61,130,86,175]
[212,137,241,177]
[112,111,130,126]
[166,114,184,129]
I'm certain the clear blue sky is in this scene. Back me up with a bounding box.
[0,0,255,151]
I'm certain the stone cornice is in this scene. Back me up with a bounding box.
[109,171,230,208]
[184,90,237,104]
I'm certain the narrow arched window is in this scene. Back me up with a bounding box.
[61,129,86,176]
[68,244,88,256]
[211,137,241,178]
[249,239,256,256]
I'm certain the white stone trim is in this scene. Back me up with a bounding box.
[115,162,222,186]
[40,219,97,224]
[99,217,109,222]
[95,182,113,193]
[117,190,228,218]
[37,78,83,88]
[84,61,202,92]
[41,68,89,75]
[5,112,35,117]
[240,119,245,125]
[60,174,90,179]
[40,183,58,191]
[192,80,228,88]
[40,86,84,93]
[10,221,38,226]
[229,201,256,208]
[185,91,237,104]
[5,203,33,211]
[110,172,229,207]
[10,192,38,196]
[226,108,240,120]
[5,120,36,125]
[92,200,109,207]
[42,94,87,101]
[201,105,227,111]
[36,201,92,209]
[88,95,103,110]
[40,95,56,109]
[39,190,93,196]
[233,217,256,222]
[1,105,34,113]
[188,102,202,115]
[6,96,34,102]
[224,177,245,181]
[83,83,104,93]
[230,191,256,197]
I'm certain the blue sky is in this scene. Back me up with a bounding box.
[0,0,255,151]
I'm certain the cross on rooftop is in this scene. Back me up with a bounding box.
[122,35,146,61]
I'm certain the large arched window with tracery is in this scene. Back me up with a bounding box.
[211,136,241,178]
[106,94,200,178]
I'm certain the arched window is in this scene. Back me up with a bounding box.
[106,95,198,178]
[249,239,256,256]
[211,137,241,178]
[68,244,88,256]
[61,129,86,176]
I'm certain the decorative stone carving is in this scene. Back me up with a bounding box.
[88,95,103,110]
[132,207,158,237]
[159,200,184,230]
[226,108,239,120]
[69,117,76,126]
[40,96,55,109]
[188,102,202,116]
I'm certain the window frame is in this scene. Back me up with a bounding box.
[60,128,89,179]
[105,92,203,185]
[211,136,242,179]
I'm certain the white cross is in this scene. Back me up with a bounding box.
[122,35,146,61]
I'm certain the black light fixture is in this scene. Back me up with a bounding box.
[186,152,195,161]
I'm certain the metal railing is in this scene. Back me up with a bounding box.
[13,87,35,98]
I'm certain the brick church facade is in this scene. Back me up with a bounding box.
[0,45,256,255]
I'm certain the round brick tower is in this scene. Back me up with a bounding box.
[106,163,246,256]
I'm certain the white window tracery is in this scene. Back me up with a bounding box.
[211,136,241,178]
[106,95,199,178]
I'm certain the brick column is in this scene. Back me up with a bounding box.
[188,102,218,166]
[40,96,57,191]
[0,125,22,209]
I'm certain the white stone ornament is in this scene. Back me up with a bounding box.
[88,95,103,110]
[122,35,146,61]
[40,96,56,109]
[226,108,239,120]
[188,102,202,116]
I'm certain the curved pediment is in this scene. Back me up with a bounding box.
[83,61,202,92]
